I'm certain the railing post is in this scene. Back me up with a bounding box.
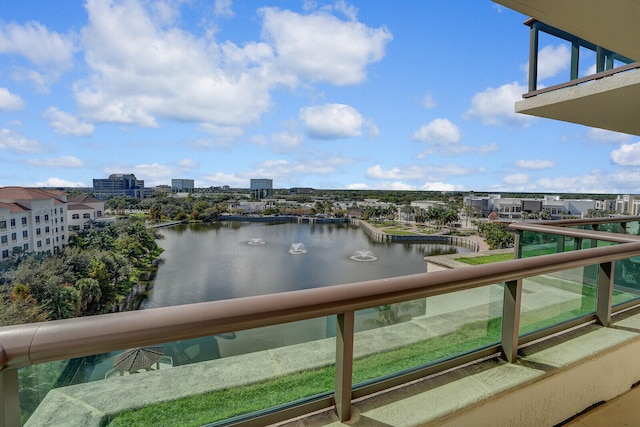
[1,369,21,427]
[501,279,522,363]
[529,22,539,92]
[596,261,614,327]
[570,40,580,80]
[335,311,354,422]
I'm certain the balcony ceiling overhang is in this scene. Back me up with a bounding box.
[493,0,640,61]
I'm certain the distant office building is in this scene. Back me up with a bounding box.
[250,179,273,199]
[290,187,314,195]
[0,186,68,259]
[92,174,153,199]
[171,179,195,192]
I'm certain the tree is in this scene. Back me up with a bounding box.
[478,222,514,249]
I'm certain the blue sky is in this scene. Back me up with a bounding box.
[0,1,638,193]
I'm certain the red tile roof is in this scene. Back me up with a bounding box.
[0,186,66,202]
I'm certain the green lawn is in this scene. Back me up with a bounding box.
[455,253,513,265]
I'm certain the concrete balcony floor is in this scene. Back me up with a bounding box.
[562,385,640,427]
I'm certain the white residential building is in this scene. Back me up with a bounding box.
[67,195,114,231]
[0,187,67,259]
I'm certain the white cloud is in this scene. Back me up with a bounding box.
[412,118,461,144]
[260,6,392,86]
[43,107,94,137]
[346,182,369,190]
[521,44,570,81]
[374,181,416,191]
[202,171,247,187]
[611,142,640,166]
[0,128,43,153]
[25,156,84,168]
[366,163,471,181]
[271,130,304,152]
[177,158,197,170]
[465,81,533,127]
[366,165,427,180]
[75,1,390,134]
[214,0,235,19]
[503,173,529,185]
[515,159,556,169]
[586,128,631,144]
[420,181,462,191]
[77,0,274,128]
[0,88,25,111]
[0,21,75,68]
[422,92,436,109]
[365,119,380,138]
[299,103,364,139]
[535,173,612,194]
[478,142,499,155]
[31,177,86,188]
[0,20,76,90]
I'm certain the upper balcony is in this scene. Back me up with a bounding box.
[494,0,640,136]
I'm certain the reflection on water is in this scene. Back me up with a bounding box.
[142,222,469,308]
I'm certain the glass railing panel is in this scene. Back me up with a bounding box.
[598,223,624,233]
[625,221,640,236]
[613,257,640,306]
[20,317,336,427]
[519,267,595,336]
[520,231,560,258]
[352,288,503,387]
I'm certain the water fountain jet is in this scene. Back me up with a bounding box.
[350,250,377,262]
[288,242,308,254]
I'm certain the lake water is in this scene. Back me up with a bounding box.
[141,221,471,308]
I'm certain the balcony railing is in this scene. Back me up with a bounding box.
[2,217,640,426]
[524,18,639,97]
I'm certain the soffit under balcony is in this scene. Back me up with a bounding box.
[494,0,640,62]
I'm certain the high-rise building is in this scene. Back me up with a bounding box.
[250,178,273,199]
[171,179,195,192]
[92,174,153,199]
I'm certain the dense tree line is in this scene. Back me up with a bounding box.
[478,222,515,249]
[0,219,163,326]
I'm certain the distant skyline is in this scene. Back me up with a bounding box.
[1,1,639,193]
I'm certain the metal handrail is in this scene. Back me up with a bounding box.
[523,62,640,98]
[2,241,640,371]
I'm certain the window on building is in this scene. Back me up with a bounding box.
[60,217,64,223]
[22,231,27,238]
[62,235,65,241]
[72,214,79,219]
[23,243,28,251]
[45,226,50,233]
[97,210,103,217]
[54,208,57,214]
[44,214,49,221]
[10,219,15,227]
[35,215,40,223]
[61,226,64,231]
[2,249,8,258]
[36,228,41,235]
[11,233,16,241]
[84,224,91,230]
[21,217,27,225]
[60,208,63,214]
[37,241,42,248]
[1,236,7,244]
[46,238,50,245]
[83,213,91,219]
[0,220,6,229]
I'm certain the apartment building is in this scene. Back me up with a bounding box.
[0,187,67,259]
[67,195,114,231]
